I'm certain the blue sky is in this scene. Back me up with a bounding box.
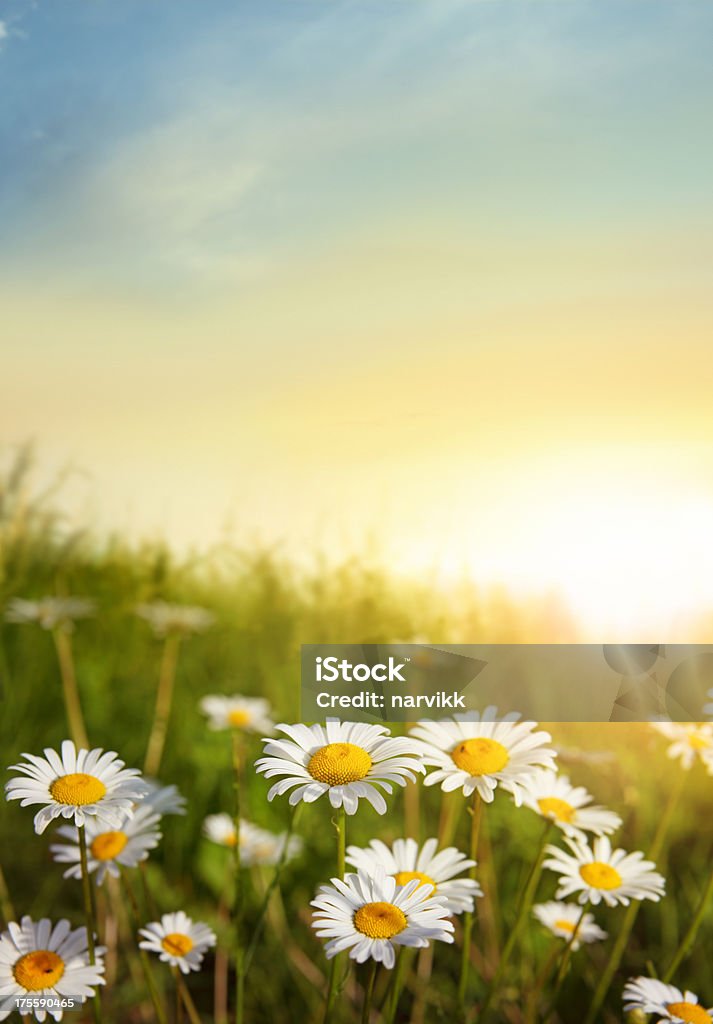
[3,0,713,297]
[3,1,713,633]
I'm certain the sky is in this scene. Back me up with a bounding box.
[2,0,713,633]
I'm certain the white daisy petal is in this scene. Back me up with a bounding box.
[346,837,481,916]
[311,868,453,969]
[255,719,424,816]
[519,769,621,840]
[136,602,214,636]
[0,915,105,1021]
[50,804,162,886]
[532,901,607,951]
[139,912,216,974]
[5,742,148,836]
[543,835,666,908]
[410,711,556,803]
[202,813,301,866]
[4,597,94,631]
[623,976,713,1023]
[199,694,275,735]
[651,721,713,775]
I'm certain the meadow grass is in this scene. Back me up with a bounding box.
[1,450,712,1023]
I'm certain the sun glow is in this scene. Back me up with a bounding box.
[394,457,713,636]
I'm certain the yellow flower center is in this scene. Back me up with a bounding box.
[687,731,711,751]
[307,743,372,786]
[666,1003,712,1024]
[451,738,509,776]
[90,831,128,861]
[353,902,408,939]
[161,933,194,957]
[553,918,576,933]
[579,862,623,890]
[13,950,65,991]
[49,773,107,805]
[393,871,436,892]
[228,709,250,727]
[538,797,575,823]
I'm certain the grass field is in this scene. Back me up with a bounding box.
[1,452,712,1024]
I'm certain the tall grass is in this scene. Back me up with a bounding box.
[1,446,712,1022]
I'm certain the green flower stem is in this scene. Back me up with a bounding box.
[78,826,102,1024]
[524,942,561,1024]
[649,768,687,862]
[174,967,203,1024]
[437,792,462,848]
[479,818,553,1017]
[663,857,713,982]
[176,966,184,1024]
[361,962,378,1024]
[52,627,89,750]
[323,807,347,1024]
[545,901,589,1021]
[585,899,637,1024]
[458,791,483,1011]
[0,863,16,925]
[231,730,245,1024]
[243,806,301,973]
[584,769,685,1024]
[144,631,181,777]
[120,868,168,1024]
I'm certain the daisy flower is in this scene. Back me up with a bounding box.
[5,597,94,631]
[519,769,622,840]
[203,814,302,866]
[136,602,214,637]
[0,916,105,1022]
[5,740,148,835]
[651,721,713,772]
[311,867,454,969]
[50,803,162,885]
[532,901,607,950]
[142,780,187,816]
[199,695,275,735]
[255,719,425,815]
[623,977,713,1023]
[543,835,666,907]
[346,837,481,915]
[139,912,216,974]
[410,709,556,804]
